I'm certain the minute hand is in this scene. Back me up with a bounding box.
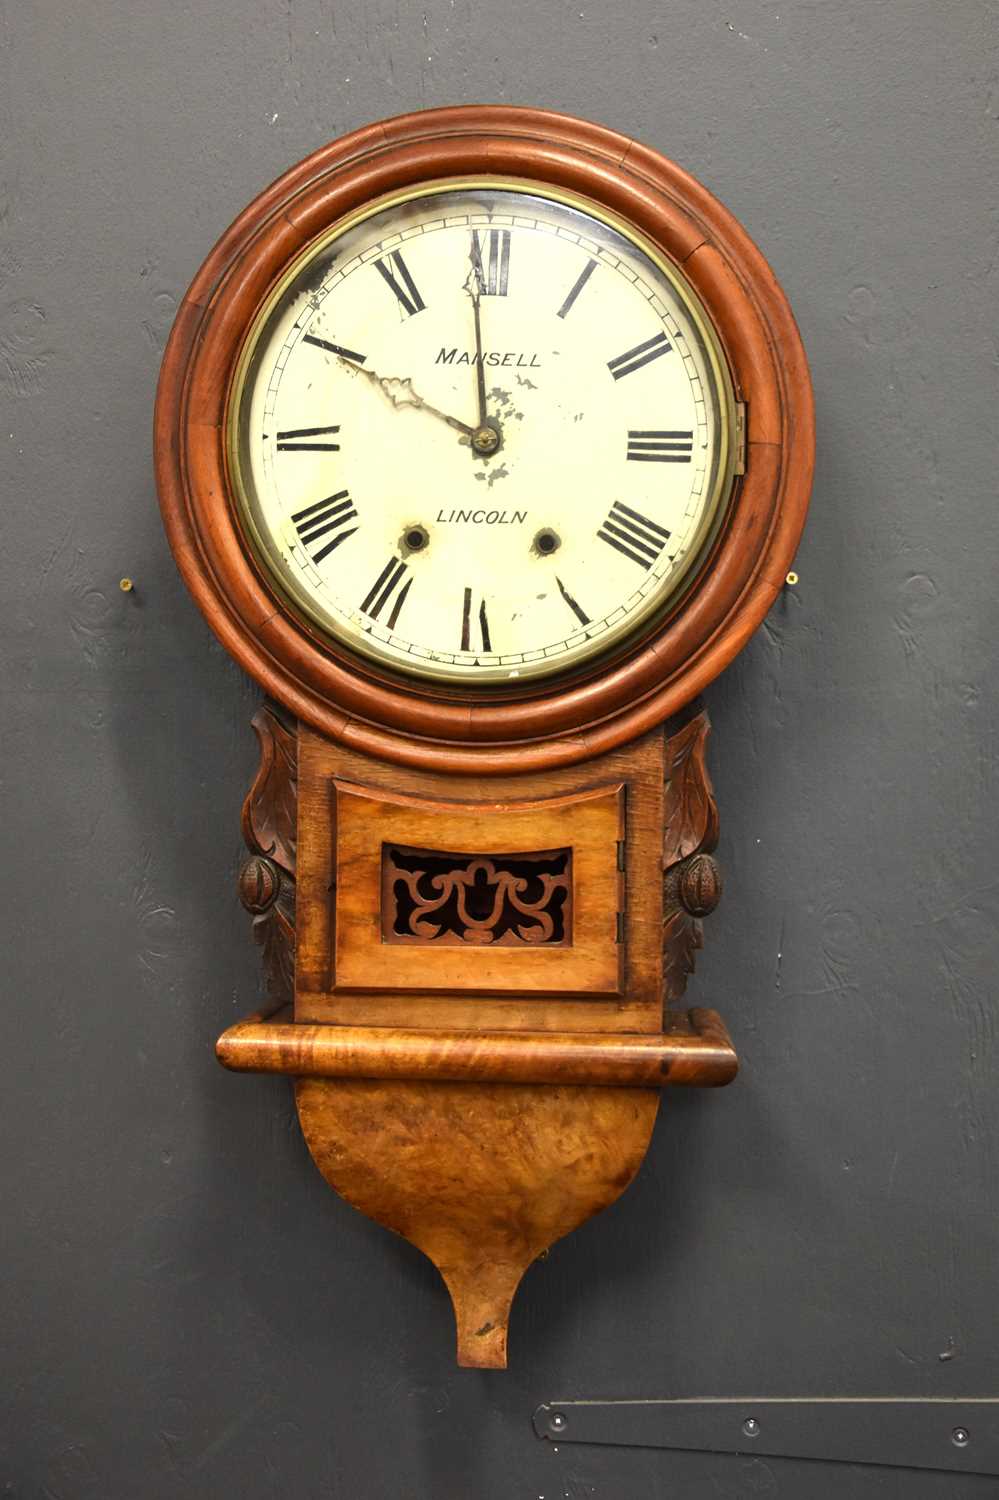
[471,284,488,430]
[466,240,502,457]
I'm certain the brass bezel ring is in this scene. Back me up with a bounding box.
[225,175,740,689]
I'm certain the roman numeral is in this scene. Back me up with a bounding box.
[461,588,492,652]
[374,250,426,317]
[471,229,510,295]
[627,430,694,462]
[556,575,590,627]
[302,332,366,364]
[597,502,671,569]
[361,556,411,628]
[292,491,358,564]
[557,257,597,319]
[607,332,671,380]
[276,425,340,452]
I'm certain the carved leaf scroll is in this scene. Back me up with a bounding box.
[662,708,722,1003]
[239,702,297,1003]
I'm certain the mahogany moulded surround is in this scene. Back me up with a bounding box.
[155,105,814,773]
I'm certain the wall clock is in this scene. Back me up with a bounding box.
[155,105,813,1368]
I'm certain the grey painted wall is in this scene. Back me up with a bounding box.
[2,2,997,1496]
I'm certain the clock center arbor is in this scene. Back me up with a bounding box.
[155,106,813,1368]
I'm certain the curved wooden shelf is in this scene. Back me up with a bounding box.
[216,1006,738,1089]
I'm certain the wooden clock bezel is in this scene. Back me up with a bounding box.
[155,105,814,774]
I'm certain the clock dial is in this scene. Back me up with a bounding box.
[229,183,737,685]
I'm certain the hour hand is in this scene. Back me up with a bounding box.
[355,365,475,438]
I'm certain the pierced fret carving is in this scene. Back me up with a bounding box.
[382,845,571,947]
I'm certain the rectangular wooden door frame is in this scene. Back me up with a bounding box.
[294,725,668,1035]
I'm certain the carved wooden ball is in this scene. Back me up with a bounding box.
[239,854,280,914]
[678,853,723,918]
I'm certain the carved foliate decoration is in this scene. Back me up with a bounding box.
[662,709,723,1003]
[383,845,571,947]
[239,702,297,1002]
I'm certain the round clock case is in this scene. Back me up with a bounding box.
[155,106,814,773]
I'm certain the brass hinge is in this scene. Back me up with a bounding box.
[615,838,627,943]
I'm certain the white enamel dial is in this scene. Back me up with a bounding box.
[230,182,737,684]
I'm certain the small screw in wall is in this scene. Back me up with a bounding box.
[742,1417,761,1438]
[785,571,799,587]
[119,577,135,593]
[952,1427,970,1448]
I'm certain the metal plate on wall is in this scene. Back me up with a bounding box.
[534,1399,999,1477]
